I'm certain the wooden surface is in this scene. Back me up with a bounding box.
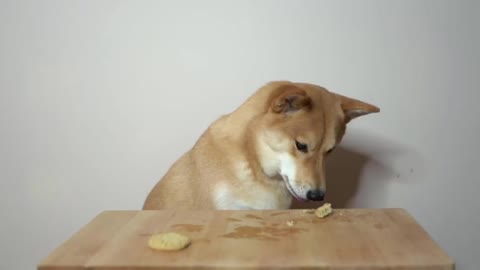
[38,209,454,270]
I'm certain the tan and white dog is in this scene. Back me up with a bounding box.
[143,81,379,210]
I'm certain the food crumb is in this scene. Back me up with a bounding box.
[286,220,295,227]
[315,203,333,218]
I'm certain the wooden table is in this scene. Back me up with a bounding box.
[38,208,454,270]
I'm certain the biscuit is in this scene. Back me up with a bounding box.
[148,232,191,251]
[315,203,333,218]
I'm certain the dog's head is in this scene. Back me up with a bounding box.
[255,81,379,202]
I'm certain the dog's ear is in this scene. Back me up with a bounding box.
[270,85,312,114]
[337,94,380,123]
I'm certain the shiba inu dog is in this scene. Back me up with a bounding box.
[143,81,379,210]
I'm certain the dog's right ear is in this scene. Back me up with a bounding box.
[336,94,380,123]
[270,85,312,114]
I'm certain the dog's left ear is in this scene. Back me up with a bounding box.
[336,94,380,123]
[270,85,312,114]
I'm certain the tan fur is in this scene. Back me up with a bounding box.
[143,81,379,210]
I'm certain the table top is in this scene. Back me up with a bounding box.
[38,208,454,270]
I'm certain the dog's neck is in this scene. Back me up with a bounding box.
[210,82,286,184]
[243,123,273,182]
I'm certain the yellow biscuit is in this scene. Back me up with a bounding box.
[148,232,191,251]
[315,203,333,218]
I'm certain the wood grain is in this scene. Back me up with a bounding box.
[38,211,137,270]
[38,209,454,270]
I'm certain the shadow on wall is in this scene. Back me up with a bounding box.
[291,129,423,209]
[290,146,372,209]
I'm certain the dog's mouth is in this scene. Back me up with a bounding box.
[282,176,307,202]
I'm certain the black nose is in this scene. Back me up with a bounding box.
[306,189,325,201]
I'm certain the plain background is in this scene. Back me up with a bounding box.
[1,0,479,269]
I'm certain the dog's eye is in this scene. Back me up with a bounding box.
[326,147,335,154]
[295,141,308,153]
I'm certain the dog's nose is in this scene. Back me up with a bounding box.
[306,189,325,201]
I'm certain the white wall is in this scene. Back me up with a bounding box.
[1,0,478,269]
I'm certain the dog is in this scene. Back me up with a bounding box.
[143,81,379,210]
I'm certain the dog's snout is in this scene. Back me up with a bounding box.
[306,189,325,201]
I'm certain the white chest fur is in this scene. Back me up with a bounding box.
[211,159,292,210]
[213,181,292,210]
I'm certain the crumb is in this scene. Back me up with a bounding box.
[302,209,315,214]
[286,220,295,227]
[315,203,333,218]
